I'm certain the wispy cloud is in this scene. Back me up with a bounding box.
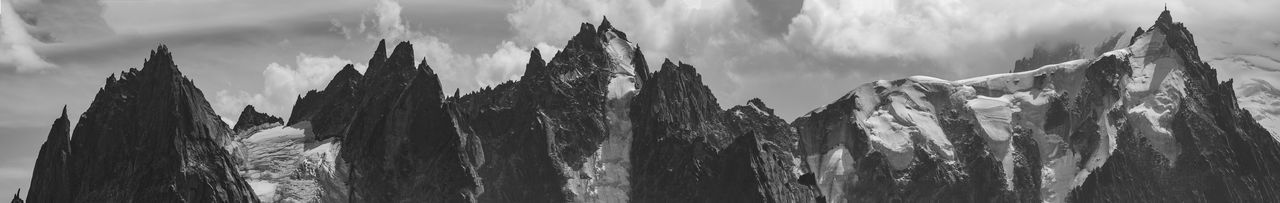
[1,0,57,72]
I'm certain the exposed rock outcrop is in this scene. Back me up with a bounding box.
[448,18,648,202]
[232,105,282,133]
[288,61,364,141]
[795,9,1280,202]
[25,45,258,202]
[338,41,484,202]
[629,60,820,202]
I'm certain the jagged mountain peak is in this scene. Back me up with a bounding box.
[1156,8,1174,27]
[795,9,1280,202]
[523,47,546,78]
[232,105,283,133]
[745,98,776,116]
[657,59,701,77]
[418,58,433,74]
[47,105,68,142]
[27,45,257,202]
[135,44,189,80]
[599,16,613,32]
[332,64,363,85]
[9,189,19,203]
[370,39,388,64]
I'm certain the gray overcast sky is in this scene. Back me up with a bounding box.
[2,0,1279,195]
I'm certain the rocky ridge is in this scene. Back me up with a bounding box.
[15,9,1280,203]
[232,105,283,133]
[794,9,1280,202]
[24,45,258,202]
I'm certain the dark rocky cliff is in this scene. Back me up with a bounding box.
[232,105,282,133]
[629,60,820,202]
[285,40,484,202]
[25,45,258,202]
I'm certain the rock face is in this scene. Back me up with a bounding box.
[24,45,258,202]
[21,9,1280,203]
[795,9,1280,202]
[450,18,642,202]
[288,64,363,140]
[286,40,484,202]
[24,108,70,203]
[232,105,283,133]
[629,61,821,202]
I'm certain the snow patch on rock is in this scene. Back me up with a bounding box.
[230,122,345,202]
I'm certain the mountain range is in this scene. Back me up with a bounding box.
[12,9,1280,203]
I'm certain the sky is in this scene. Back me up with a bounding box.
[1,0,1279,195]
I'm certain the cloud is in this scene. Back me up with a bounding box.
[350,0,559,91]
[214,54,366,122]
[9,0,114,42]
[215,0,559,121]
[1,0,118,72]
[0,0,57,72]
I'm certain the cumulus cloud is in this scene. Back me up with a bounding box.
[352,0,559,91]
[214,54,366,122]
[216,0,559,120]
[500,0,1280,119]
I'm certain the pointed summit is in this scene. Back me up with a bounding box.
[746,98,775,115]
[1130,26,1146,45]
[233,105,283,132]
[368,40,390,75]
[633,46,651,84]
[26,107,72,202]
[142,44,179,76]
[598,16,613,33]
[10,189,20,203]
[418,58,434,75]
[47,107,70,143]
[523,48,546,78]
[579,22,597,36]
[336,64,362,79]
[1156,7,1174,27]
[373,40,388,59]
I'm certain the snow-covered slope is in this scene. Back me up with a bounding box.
[794,9,1280,202]
[228,122,346,202]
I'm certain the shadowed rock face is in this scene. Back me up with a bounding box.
[629,60,820,202]
[284,40,484,202]
[232,105,282,133]
[795,9,1280,202]
[334,41,484,202]
[288,64,363,141]
[449,19,630,202]
[25,45,258,202]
